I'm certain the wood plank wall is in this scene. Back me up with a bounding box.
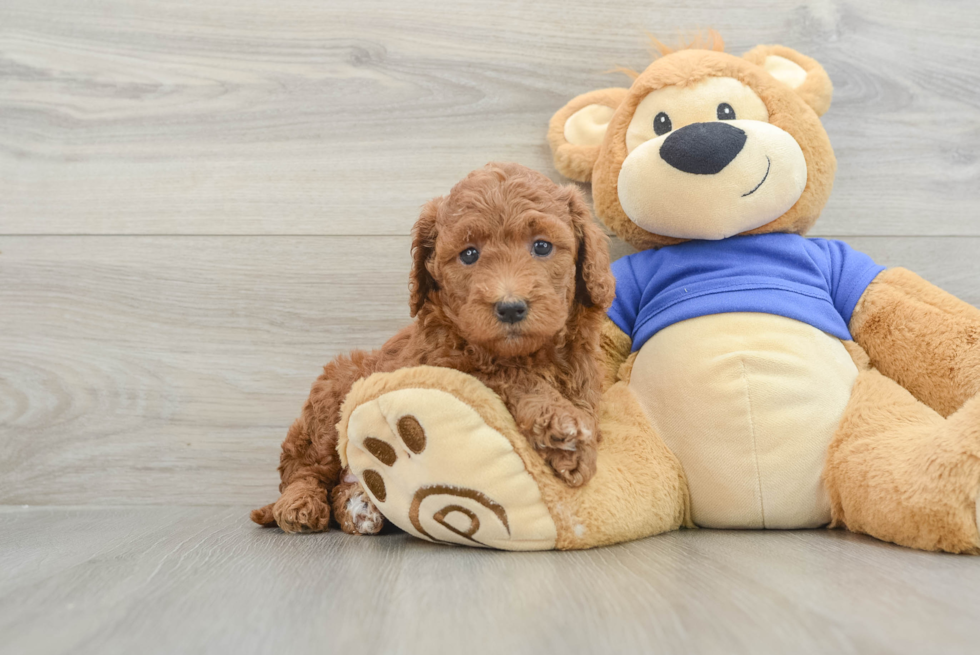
[2,0,978,506]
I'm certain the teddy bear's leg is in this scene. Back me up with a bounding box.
[825,347,980,554]
[557,379,693,549]
[336,366,690,550]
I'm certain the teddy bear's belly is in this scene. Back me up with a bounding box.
[628,312,859,529]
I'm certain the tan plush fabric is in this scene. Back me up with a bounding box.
[598,316,632,391]
[565,104,616,147]
[335,310,980,552]
[337,365,520,471]
[542,39,980,553]
[595,49,835,248]
[624,76,771,152]
[742,45,833,117]
[550,379,693,549]
[337,365,690,550]
[827,271,980,553]
[548,88,629,182]
[761,55,807,90]
[629,313,858,529]
[618,116,808,240]
[615,76,806,242]
[826,360,980,554]
[346,386,558,550]
[850,267,980,418]
[549,46,837,249]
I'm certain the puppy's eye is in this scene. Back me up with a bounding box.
[532,240,553,257]
[459,247,480,265]
[653,112,672,136]
[717,103,736,120]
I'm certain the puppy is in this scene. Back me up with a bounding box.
[251,163,615,535]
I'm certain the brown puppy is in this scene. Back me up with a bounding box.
[251,163,615,535]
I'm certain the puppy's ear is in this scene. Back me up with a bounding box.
[564,186,615,309]
[409,197,442,317]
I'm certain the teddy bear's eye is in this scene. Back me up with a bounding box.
[653,112,672,136]
[459,247,480,265]
[717,103,736,120]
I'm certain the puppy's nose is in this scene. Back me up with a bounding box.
[659,122,747,175]
[495,300,528,324]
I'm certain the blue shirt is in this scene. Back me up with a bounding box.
[608,233,885,352]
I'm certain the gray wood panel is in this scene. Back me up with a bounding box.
[2,0,979,648]
[1,235,977,506]
[1,506,979,655]
[0,236,413,506]
[2,0,979,236]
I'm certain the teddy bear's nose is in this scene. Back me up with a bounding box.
[659,122,747,175]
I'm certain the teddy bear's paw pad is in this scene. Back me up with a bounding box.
[346,388,557,551]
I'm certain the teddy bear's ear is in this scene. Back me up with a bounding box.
[743,45,833,117]
[548,88,629,182]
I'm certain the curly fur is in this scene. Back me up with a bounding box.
[251,162,615,534]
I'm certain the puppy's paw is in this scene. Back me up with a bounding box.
[529,408,599,487]
[273,486,332,534]
[330,481,385,536]
[543,443,598,488]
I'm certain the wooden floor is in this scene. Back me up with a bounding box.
[2,0,980,653]
[3,506,980,655]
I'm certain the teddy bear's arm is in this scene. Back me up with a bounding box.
[849,267,980,417]
[599,316,634,391]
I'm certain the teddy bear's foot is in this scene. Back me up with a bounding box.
[342,384,558,550]
[826,368,980,554]
[336,366,691,551]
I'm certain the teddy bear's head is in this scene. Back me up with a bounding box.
[549,38,836,249]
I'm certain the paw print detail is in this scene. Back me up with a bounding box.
[362,437,396,466]
[397,415,426,453]
[361,469,387,502]
[344,388,557,550]
[410,485,510,544]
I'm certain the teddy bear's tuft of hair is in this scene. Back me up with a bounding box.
[612,30,726,80]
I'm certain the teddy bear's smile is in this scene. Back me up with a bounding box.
[742,156,771,197]
[599,75,811,241]
[616,115,807,240]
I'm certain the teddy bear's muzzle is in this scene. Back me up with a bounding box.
[659,121,747,176]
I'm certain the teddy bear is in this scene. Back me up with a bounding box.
[334,36,980,553]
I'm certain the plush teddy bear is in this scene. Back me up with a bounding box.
[336,37,980,553]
